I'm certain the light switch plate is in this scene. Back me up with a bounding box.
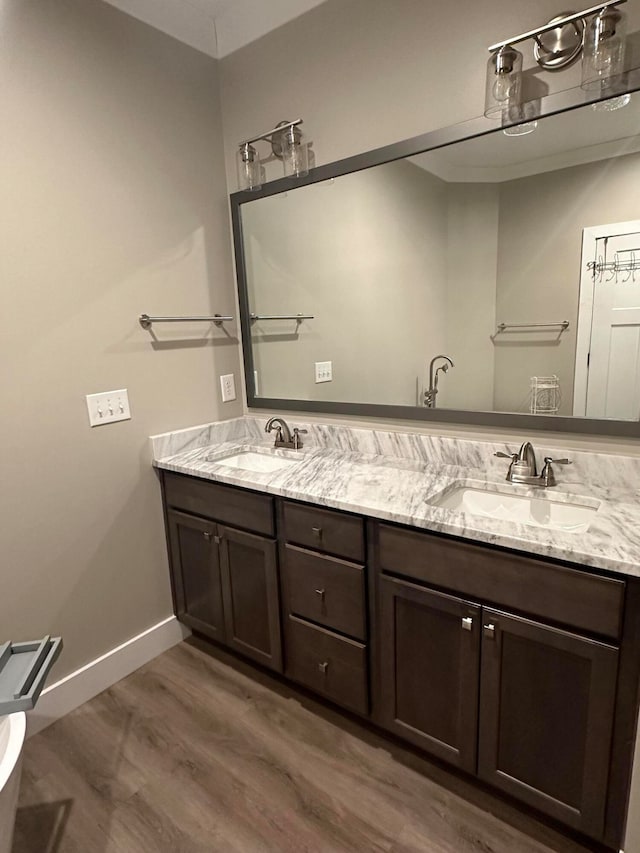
[86,389,131,427]
[315,361,332,383]
[220,373,236,402]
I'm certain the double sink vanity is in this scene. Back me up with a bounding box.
[152,415,640,852]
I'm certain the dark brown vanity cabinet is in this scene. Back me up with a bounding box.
[163,472,282,672]
[279,500,369,715]
[374,522,630,844]
[168,509,226,642]
[378,576,481,772]
[477,610,618,838]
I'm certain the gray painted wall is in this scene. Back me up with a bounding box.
[243,160,449,406]
[1,0,241,680]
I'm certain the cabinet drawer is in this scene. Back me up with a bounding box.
[282,501,364,561]
[285,616,368,715]
[283,545,366,640]
[377,524,625,640]
[164,472,274,536]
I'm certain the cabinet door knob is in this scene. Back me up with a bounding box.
[318,661,329,675]
[311,526,323,538]
[214,535,222,545]
[483,623,496,639]
[461,616,473,631]
[314,588,325,601]
[203,532,212,541]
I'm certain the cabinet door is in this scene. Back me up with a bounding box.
[219,525,282,672]
[378,576,481,772]
[168,509,225,642]
[478,610,618,839]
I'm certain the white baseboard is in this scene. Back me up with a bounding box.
[27,616,190,737]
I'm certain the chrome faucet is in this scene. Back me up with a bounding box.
[494,441,571,487]
[265,417,307,450]
[424,355,454,408]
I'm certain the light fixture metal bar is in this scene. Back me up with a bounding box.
[488,0,626,52]
[239,119,303,147]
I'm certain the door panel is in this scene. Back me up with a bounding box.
[576,223,640,419]
[168,509,225,642]
[219,525,282,672]
[378,576,481,772]
[478,609,618,838]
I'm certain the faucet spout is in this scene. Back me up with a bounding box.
[425,355,455,408]
[265,417,293,445]
[517,441,538,477]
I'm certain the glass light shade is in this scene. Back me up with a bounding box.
[282,126,309,178]
[581,6,627,92]
[502,100,538,136]
[592,93,631,111]
[236,143,262,191]
[503,120,537,136]
[484,45,523,119]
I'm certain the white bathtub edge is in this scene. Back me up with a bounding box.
[27,616,190,737]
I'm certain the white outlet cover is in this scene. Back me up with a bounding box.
[86,389,131,427]
[315,361,332,383]
[220,373,237,402]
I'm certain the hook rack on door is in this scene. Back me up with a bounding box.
[588,249,640,281]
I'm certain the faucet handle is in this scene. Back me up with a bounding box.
[292,427,308,450]
[494,451,518,461]
[540,456,572,487]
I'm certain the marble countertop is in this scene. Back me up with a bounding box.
[152,418,640,579]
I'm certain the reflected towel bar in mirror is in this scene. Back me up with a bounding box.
[250,313,314,321]
[139,314,234,330]
[496,321,570,332]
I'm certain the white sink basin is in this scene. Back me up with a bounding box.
[431,484,600,533]
[213,451,303,473]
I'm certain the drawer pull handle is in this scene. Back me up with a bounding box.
[483,623,496,639]
[318,661,329,675]
[461,616,473,631]
[314,588,326,601]
[311,526,323,538]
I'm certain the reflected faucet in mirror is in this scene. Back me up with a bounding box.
[424,355,454,408]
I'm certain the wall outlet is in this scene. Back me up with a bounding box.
[220,373,236,402]
[315,361,332,383]
[86,389,131,427]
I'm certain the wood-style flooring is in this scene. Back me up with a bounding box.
[14,640,597,853]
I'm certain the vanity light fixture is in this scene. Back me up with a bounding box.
[236,119,310,191]
[485,0,629,128]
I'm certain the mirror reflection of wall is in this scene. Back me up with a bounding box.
[240,92,640,419]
